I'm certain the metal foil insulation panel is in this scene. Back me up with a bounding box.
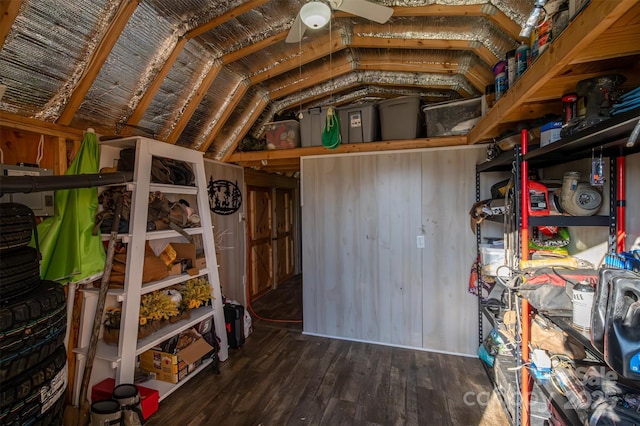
[194,1,297,55]
[70,2,175,133]
[231,25,350,79]
[175,66,244,148]
[191,76,247,150]
[210,87,266,160]
[226,38,310,86]
[300,86,461,109]
[489,0,530,25]
[382,0,530,25]
[251,70,475,136]
[0,0,117,118]
[264,53,479,105]
[147,0,244,29]
[355,48,492,81]
[136,38,212,140]
[354,15,518,61]
[262,49,356,95]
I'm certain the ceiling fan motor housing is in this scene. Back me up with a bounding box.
[300,2,332,28]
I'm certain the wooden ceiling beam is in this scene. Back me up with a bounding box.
[267,60,474,103]
[168,31,287,148]
[358,56,458,74]
[349,34,498,67]
[123,1,271,134]
[222,31,288,64]
[0,0,23,49]
[465,63,494,93]
[267,59,354,99]
[0,111,84,140]
[335,4,522,40]
[165,62,222,144]
[57,0,141,126]
[358,56,490,92]
[220,95,270,162]
[186,0,270,40]
[198,82,249,152]
[123,37,188,134]
[250,31,347,84]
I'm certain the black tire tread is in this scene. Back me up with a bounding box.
[0,345,67,415]
[0,203,36,252]
[0,247,41,301]
[0,280,66,333]
[0,280,66,383]
[0,305,66,383]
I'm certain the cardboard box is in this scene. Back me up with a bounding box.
[194,256,206,270]
[540,121,562,147]
[91,378,159,420]
[139,337,213,384]
[162,242,197,275]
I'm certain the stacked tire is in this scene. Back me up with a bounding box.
[1,203,67,425]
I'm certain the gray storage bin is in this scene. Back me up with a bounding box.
[338,103,379,143]
[378,96,424,140]
[300,106,336,147]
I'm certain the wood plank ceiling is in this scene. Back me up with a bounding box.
[0,0,531,173]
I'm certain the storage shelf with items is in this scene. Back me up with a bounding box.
[470,2,640,424]
[475,105,640,425]
[72,136,228,408]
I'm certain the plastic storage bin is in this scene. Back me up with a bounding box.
[299,106,336,147]
[422,97,483,137]
[480,244,507,277]
[264,120,300,150]
[378,96,424,140]
[338,103,379,143]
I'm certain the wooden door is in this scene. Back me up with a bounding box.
[247,186,273,301]
[274,188,295,284]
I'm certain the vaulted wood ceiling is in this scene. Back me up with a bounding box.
[1,0,638,175]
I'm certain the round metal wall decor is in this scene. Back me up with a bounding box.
[208,177,242,215]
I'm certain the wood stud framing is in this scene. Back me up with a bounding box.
[5,1,638,174]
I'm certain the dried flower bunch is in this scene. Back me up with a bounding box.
[138,291,180,325]
[104,306,121,328]
[173,277,212,310]
[103,278,212,331]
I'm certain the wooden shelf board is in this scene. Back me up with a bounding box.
[469,0,639,144]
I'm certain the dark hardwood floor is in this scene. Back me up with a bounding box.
[145,275,508,425]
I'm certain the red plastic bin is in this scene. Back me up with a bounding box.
[91,378,159,420]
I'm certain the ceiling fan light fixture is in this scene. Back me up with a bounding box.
[300,2,331,29]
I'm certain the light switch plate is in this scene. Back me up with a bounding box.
[417,235,425,249]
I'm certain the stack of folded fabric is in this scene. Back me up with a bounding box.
[611,86,640,115]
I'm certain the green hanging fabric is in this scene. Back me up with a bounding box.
[35,129,106,284]
[321,107,341,149]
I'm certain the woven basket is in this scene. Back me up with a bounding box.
[103,323,155,345]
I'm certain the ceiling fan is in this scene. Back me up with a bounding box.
[286,0,394,43]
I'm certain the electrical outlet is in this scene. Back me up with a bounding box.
[416,235,425,249]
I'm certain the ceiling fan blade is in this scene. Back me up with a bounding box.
[333,0,393,24]
[286,13,307,43]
